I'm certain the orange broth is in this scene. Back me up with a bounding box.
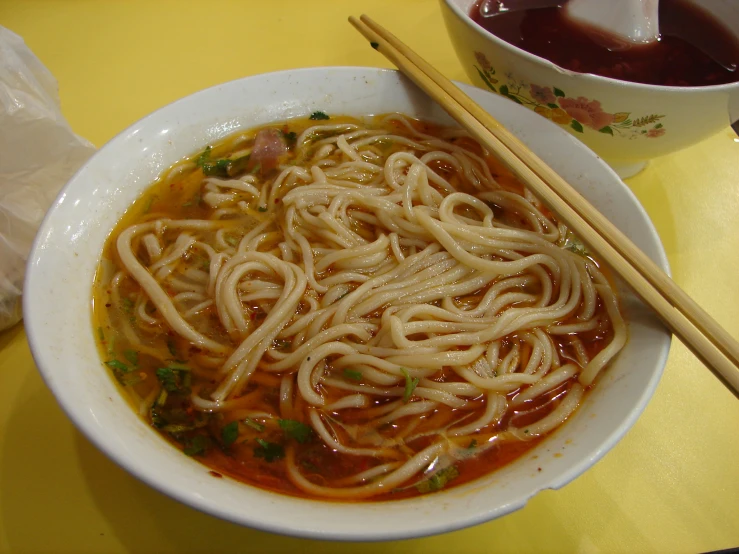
[93,114,616,501]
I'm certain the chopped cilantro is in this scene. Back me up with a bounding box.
[105,359,129,373]
[156,366,191,393]
[196,146,249,177]
[124,349,139,366]
[228,155,251,176]
[184,435,208,457]
[561,232,589,257]
[415,466,460,493]
[167,339,177,357]
[254,439,284,462]
[121,297,134,314]
[97,327,105,342]
[244,418,265,432]
[196,146,213,167]
[467,439,478,449]
[282,130,297,144]
[400,368,420,403]
[343,369,363,382]
[203,158,230,177]
[309,111,330,120]
[142,195,156,214]
[105,357,140,386]
[150,406,167,428]
[278,419,313,444]
[222,421,239,447]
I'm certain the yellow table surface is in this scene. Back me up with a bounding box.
[1,1,738,552]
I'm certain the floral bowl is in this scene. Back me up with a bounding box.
[440,0,739,178]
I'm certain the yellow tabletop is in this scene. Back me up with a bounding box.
[1,1,738,552]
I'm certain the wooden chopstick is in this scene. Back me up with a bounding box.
[349,14,739,398]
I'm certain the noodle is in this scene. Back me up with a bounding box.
[93,113,626,500]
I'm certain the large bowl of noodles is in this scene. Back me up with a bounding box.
[24,67,670,541]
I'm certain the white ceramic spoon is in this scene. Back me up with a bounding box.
[479,0,660,45]
[565,0,659,44]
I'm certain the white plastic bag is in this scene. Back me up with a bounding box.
[0,26,96,331]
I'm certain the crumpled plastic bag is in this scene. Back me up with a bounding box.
[0,26,96,331]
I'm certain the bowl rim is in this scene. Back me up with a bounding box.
[23,66,672,541]
[442,0,739,93]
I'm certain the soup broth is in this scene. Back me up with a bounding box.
[93,113,624,500]
[470,0,739,86]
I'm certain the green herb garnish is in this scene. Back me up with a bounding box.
[124,349,139,366]
[309,111,330,120]
[370,41,379,50]
[196,146,213,167]
[228,154,251,176]
[184,435,208,457]
[467,439,478,450]
[415,466,460,493]
[343,369,363,382]
[156,366,191,393]
[196,146,250,177]
[257,206,267,212]
[244,418,265,432]
[142,195,156,214]
[204,159,231,177]
[150,406,167,428]
[282,130,298,144]
[222,421,239,447]
[400,368,419,403]
[254,439,284,462]
[121,297,134,314]
[224,235,239,247]
[105,359,141,386]
[97,327,105,342]
[166,339,177,357]
[278,419,313,444]
[105,359,129,373]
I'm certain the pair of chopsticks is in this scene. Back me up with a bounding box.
[349,15,739,399]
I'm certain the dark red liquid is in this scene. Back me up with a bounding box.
[470,0,739,86]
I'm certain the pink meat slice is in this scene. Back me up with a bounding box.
[251,128,287,170]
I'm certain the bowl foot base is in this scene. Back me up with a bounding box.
[608,160,649,179]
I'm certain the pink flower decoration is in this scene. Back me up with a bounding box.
[529,84,556,105]
[646,128,666,138]
[557,96,615,130]
[475,51,492,72]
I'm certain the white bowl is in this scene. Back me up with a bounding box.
[24,67,670,541]
[441,0,739,178]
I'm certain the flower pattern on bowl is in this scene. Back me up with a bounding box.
[473,52,667,139]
